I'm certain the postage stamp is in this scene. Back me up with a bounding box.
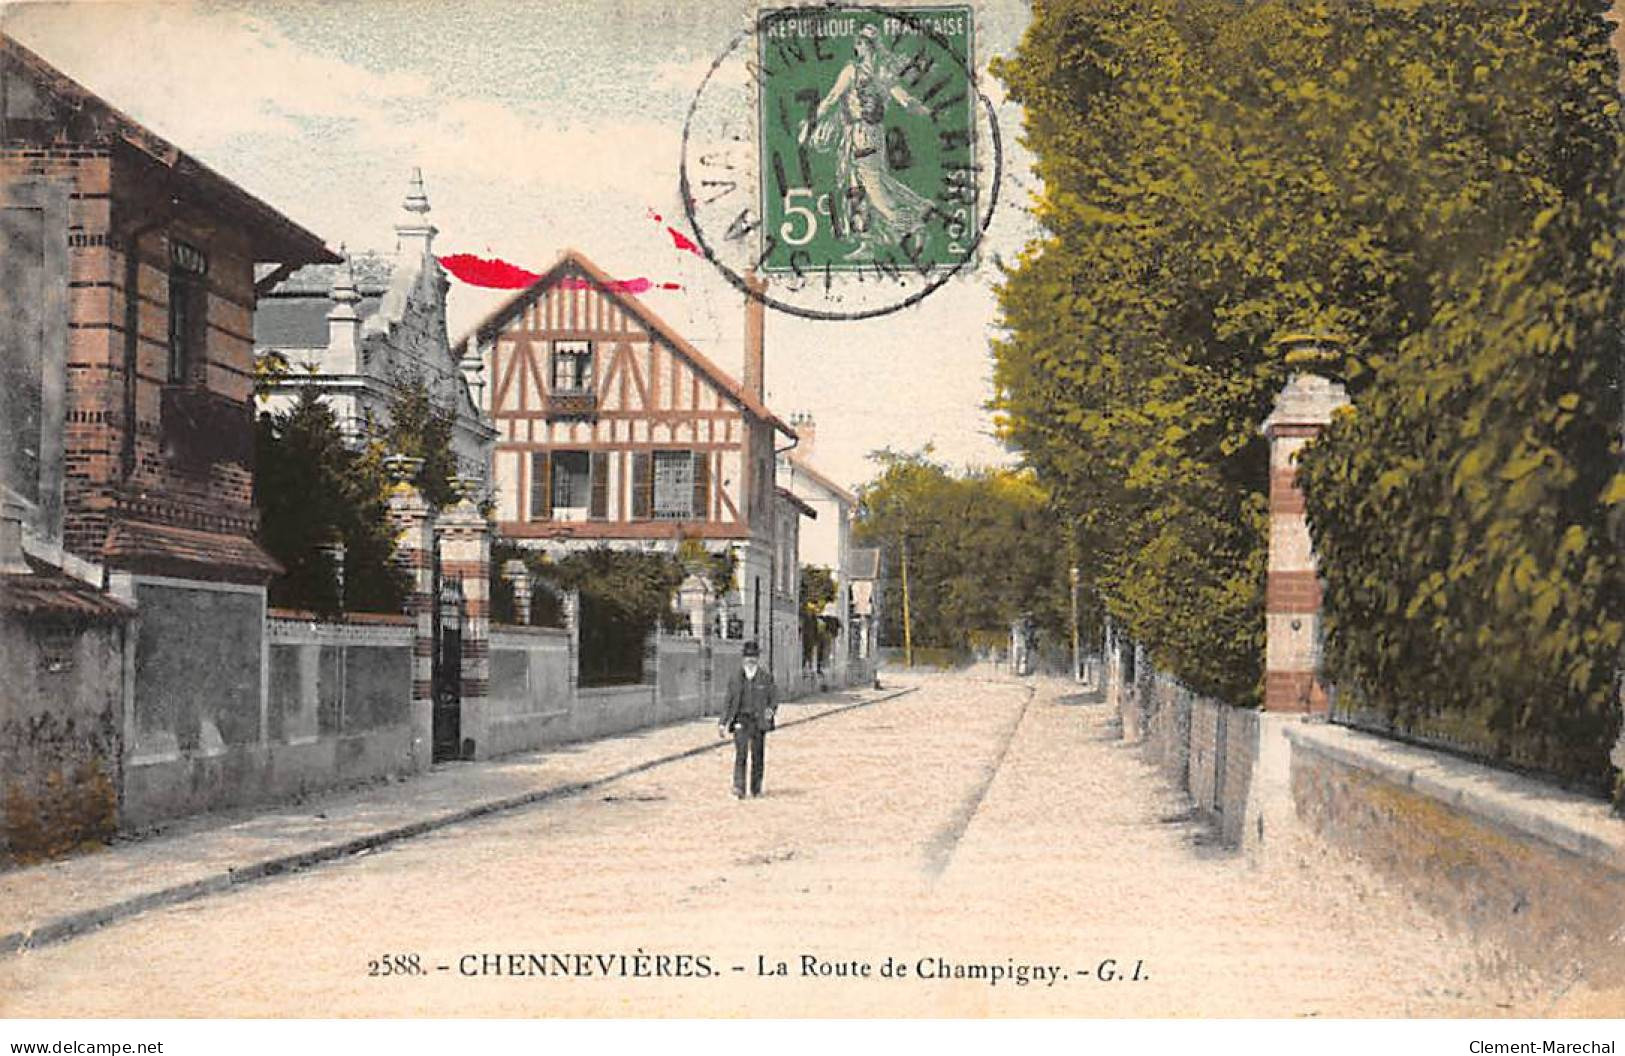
[681,3,1002,320]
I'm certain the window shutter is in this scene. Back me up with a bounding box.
[631,452,651,520]
[691,451,709,521]
[590,452,609,520]
[530,452,552,521]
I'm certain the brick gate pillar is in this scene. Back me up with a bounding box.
[501,558,532,627]
[438,479,493,759]
[384,455,435,770]
[1261,358,1350,713]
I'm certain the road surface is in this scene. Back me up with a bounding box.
[0,671,1547,1016]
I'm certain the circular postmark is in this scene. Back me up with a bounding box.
[680,3,1003,321]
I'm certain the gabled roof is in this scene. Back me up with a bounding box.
[776,487,818,520]
[786,455,858,508]
[0,33,336,267]
[846,547,882,580]
[453,248,796,438]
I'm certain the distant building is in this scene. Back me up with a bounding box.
[253,170,495,490]
[772,486,816,695]
[778,414,858,686]
[846,547,884,680]
[458,249,799,648]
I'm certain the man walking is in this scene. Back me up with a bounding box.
[719,641,776,798]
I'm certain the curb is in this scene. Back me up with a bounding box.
[0,686,915,957]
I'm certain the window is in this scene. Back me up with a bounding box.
[550,340,593,392]
[531,450,608,521]
[652,451,693,519]
[167,240,208,385]
[551,451,590,509]
[633,451,710,521]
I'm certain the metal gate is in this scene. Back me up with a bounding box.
[432,576,463,763]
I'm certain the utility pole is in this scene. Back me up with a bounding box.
[1069,564,1081,682]
[900,533,914,668]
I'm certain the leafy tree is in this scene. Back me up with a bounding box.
[853,449,1078,654]
[799,565,840,667]
[254,389,405,615]
[992,0,1625,726]
[378,375,461,510]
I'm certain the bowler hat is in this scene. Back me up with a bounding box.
[742,641,761,657]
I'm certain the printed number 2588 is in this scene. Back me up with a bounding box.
[368,954,424,977]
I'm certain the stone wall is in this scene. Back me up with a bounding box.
[0,612,125,862]
[122,607,419,829]
[485,625,571,757]
[1286,723,1625,983]
[656,636,705,719]
[1120,667,1261,848]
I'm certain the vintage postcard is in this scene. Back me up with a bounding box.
[1,0,1622,1037]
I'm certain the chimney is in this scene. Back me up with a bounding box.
[327,247,363,369]
[743,271,766,399]
[791,412,816,460]
[395,167,438,260]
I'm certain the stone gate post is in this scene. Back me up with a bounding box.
[384,455,435,771]
[1244,347,1351,856]
[1261,363,1350,713]
[438,478,492,759]
[501,558,531,626]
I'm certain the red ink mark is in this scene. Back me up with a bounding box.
[647,208,702,257]
[558,276,674,295]
[437,253,541,289]
[439,254,679,294]
[666,226,702,256]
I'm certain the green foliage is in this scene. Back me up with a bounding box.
[853,449,1078,652]
[799,565,840,667]
[992,0,1625,725]
[378,376,461,510]
[677,537,739,598]
[254,390,405,615]
[549,547,687,685]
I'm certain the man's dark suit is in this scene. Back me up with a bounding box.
[721,666,776,797]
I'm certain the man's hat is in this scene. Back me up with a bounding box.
[742,641,760,657]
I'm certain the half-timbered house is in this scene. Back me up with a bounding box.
[456,250,800,647]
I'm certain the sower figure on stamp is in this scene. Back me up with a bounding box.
[719,641,776,798]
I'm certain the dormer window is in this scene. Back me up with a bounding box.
[550,340,593,393]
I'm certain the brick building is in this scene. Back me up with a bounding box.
[1,33,336,575]
[1,33,337,809]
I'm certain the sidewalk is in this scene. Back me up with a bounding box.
[0,683,911,956]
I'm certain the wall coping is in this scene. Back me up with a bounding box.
[267,615,413,645]
[489,623,568,639]
[1284,722,1625,874]
[267,608,413,626]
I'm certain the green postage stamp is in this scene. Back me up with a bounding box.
[755,6,977,277]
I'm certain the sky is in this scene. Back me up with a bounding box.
[3,0,1042,493]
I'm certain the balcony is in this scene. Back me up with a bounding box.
[544,390,598,419]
